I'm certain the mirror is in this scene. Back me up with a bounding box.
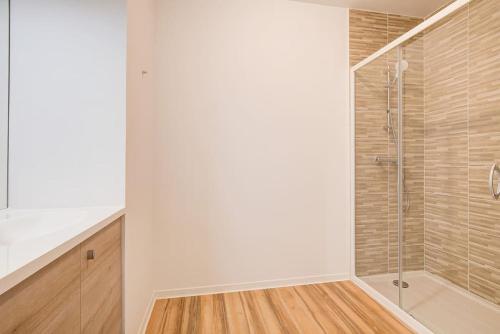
[0,0,8,209]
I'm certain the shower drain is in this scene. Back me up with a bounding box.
[392,280,409,288]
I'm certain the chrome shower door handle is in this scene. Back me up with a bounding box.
[488,163,500,199]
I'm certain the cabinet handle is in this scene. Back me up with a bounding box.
[87,250,96,260]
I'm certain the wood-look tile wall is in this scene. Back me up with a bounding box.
[423,0,500,305]
[467,0,500,306]
[423,6,470,290]
[350,9,422,276]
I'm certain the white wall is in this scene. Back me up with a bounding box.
[8,0,126,208]
[124,0,156,332]
[153,0,350,292]
[0,0,8,209]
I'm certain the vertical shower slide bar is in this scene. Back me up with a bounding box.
[397,46,404,308]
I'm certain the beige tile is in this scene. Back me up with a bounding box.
[424,10,466,173]
[388,183,423,248]
[355,222,388,250]
[355,192,388,242]
[469,164,491,198]
[425,193,468,225]
[356,246,389,276]
[389,192,424,241]
[470,228,500,271]
[425,245,468,289]
[355,138,389,194]
[355,191,388,276]
[355,111,389,141]
[355,63,391,141]
[389,242,424,273]
[349,10,387,66]
[425,192,468,260]
[389,165,424,194]
[424,8,468,142]
[469,196,500,237]
[402,33,424,82]
[403,244,425,272]
[355,167,388,196]
[388,14,422,43]
[425,223,468,259]
[469,0,500,137]
[388,190,424,273]
[424,165,468,197]
[469,104,500,139]
[389,112,425,180]
[405,191,424,218]
[355,138,388,165]
[425,134,468,166]
[424,106,468,139]
[469,262,500,306]
[403,222,425,245]
[403,118,425,151]
[389,243,424,273]
[403,106,424,141]
[469,133,500,165]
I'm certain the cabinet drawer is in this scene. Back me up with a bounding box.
[80,219,122,334]
[0,247,81,334]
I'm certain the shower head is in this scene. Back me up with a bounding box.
[394,59,409,80]
[390,59,409,85]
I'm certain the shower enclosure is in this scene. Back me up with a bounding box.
[351,0,500,333]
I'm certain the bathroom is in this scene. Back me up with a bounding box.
[0,0,499,333]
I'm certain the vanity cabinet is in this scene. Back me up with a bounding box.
[81,220,122,333]
[0,218,122,334]
[0,247,81,333]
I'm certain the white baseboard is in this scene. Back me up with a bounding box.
[154,273,350,299]
[138,273,349,334]
[138,292,157,334]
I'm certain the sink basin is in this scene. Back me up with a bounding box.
[0,210,86,245]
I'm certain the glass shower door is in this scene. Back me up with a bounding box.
[399,1,500,332]
[354,47,403,306]
[398,8,470,329]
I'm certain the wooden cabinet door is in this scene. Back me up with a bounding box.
[80,219,122,334]
[0,247,81,334]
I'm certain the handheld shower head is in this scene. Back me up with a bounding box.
[385,59,408,142]
[390,59,410,86]
[393,59,409,82]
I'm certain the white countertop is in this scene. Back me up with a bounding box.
[0,206,125,295]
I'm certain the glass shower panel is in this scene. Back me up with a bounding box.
[398,29,427,321]
[399,1,500,332]
[467,0,500,314]
[354,47,401,306]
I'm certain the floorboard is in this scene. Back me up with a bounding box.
[145,280,414,334]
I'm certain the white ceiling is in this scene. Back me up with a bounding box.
[294,0,451,18]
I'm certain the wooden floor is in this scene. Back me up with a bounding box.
[145,280,413,333]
